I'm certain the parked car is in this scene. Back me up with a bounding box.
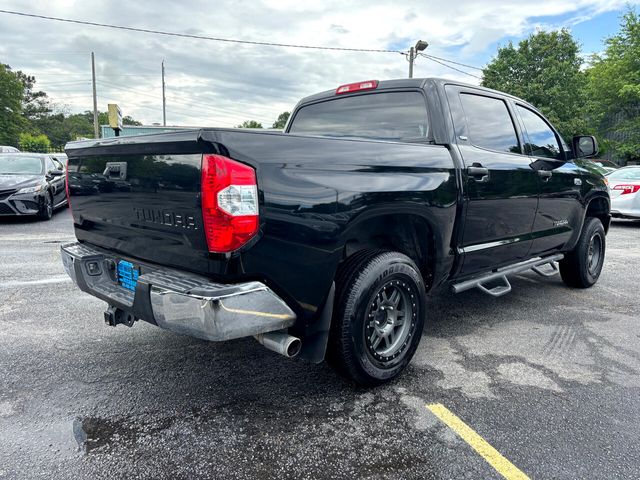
[608,166,640,219]
[588,158,619,174]
[0,146,20,153]
[61,78,610,386]
[0,153,68,220]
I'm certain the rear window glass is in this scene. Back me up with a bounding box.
[289,91,429,141]
[0,155,44,174]
[608,168,640,180]
[460,93,520,154]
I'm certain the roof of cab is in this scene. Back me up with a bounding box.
[295,77,527,106]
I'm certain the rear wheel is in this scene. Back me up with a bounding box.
[38,192,53,220]
[559,217,605,288]
[327,251,427,386]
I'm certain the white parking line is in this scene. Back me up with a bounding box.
[0,235,76,242]
[0,276,71,288]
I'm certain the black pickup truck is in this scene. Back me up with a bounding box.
[62,78,610,386]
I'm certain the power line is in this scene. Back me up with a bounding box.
[0,9,404,54]
[418,53,482,80]
[421,54,484,71]
[97,80,275,123]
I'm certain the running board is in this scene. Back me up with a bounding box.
[451,254,564,298]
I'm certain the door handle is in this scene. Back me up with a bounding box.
[538,170,553,180]
[468,164,489,182]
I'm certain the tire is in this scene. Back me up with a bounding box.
[326,250,427,387]
[38,192,53,220]
[559,217,606,288]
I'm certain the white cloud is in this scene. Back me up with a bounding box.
[0,0,637,127]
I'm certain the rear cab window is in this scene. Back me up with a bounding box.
[459,93,521,154]
[288,91,429,142]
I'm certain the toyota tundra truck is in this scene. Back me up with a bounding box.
[61,78,610,386]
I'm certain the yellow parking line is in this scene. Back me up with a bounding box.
[426,403,530,480]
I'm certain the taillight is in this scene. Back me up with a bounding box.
[335,80,378,95]
[201,154,259,253]
[65,159,72,210]
[612,184,640,195]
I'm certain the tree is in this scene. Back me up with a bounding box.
[95,111,141,126]
[31,110,143,147]
[18,133,51,152]
[123,115,142,126]
[13,69,51,122]
[237,120,263,129]
[272,111,290,129]
[1,63,145,147]
[482,29,587,140]
[0,64,25,146]
[586,8,640,162]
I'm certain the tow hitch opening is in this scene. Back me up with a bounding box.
[104,306,137,328]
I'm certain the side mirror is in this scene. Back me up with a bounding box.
[48,170,64,177]
[572,135,599,158]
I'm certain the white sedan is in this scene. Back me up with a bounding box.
[0,146,20,153]
[608,166,640,219]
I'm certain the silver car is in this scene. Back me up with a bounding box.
[608,166,640,219]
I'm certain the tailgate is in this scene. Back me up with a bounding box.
[66,132,214,275]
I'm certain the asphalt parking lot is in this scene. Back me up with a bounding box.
[1,208,639,479]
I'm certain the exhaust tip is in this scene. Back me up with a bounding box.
[286,338,302,358]
[254,332,301,358]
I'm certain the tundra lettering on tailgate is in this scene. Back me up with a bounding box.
[133,207,198,230]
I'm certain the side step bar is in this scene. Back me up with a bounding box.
[452,254,564,297]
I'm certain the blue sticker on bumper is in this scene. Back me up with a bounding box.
[117,260,139,291]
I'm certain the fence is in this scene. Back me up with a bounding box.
[19,146,66,154]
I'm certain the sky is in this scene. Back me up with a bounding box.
[0,0,637,128]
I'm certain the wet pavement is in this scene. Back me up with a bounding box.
[1,208,639,479]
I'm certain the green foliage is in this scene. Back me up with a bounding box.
[272,111,290,129]
[30,109,143,146]
[586,9,640,162]
[2,63,144,148]
[18,132,51,152]
[13,69,51,122]
[0,64,25,146]
[237,120,263,129]
[482,29,588,140]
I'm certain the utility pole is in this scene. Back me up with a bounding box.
[162,60,166,126]
[408,46,415,78]
[408,40,429,79]
[91,52,99,138]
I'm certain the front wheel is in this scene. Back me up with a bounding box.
[38,192,53,221]
[559,217,606,288]
[327,251,427,387]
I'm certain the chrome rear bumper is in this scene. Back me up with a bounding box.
[60,242,296,341]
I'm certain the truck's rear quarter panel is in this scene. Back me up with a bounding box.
[200,130,459,318]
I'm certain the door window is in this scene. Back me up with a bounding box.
[46,157,57,173]
[517,106,562,159]
[459,93,520,154]
[52,158,64,171]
